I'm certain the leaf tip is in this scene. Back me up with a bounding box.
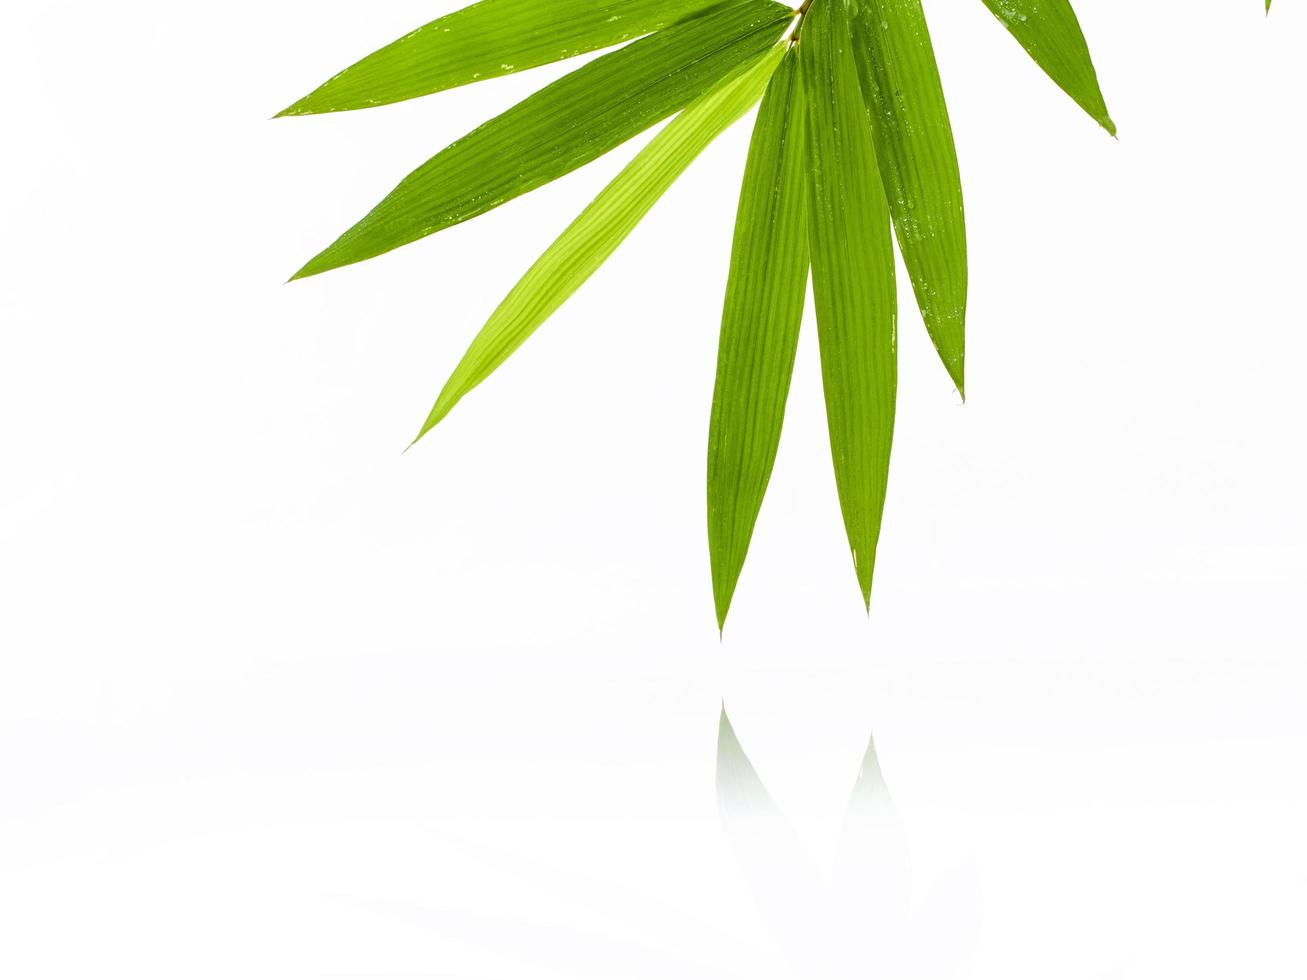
[273,97,312,119]
[275,84,335,118]
[945,355,966,401]
[408,421,435,452]
[289,245,339,283]
[852,551,874,614]
[410,395,456,451]
[708,532,743,634]
[713,584,734,636]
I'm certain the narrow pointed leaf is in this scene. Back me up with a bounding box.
[801,0,898,608]
[850,0,966,395]
[707,51,808,630]
[414,45,786,443]
[278,0,775,116]
[981,0,1115,134]
[292,1,794,280]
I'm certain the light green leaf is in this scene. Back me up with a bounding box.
[851,0,966,395]
[278,0,771,117]
[981,0,1115,134]
[291,1,793,281]
[707,50,808,631]
[413,45,787,444]
[801,0,898,609]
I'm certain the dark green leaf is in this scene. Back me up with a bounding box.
[801,0,898,609]
[707,50,808,631]
[292,0,794,280]
[851,0,966,395]
[413,46,786,443]
[981,0,1116,134]
[277,0,771,116]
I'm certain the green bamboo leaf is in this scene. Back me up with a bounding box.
[413,45,787,445]
[981,0,1115,135]
[277,0,769,117]
[801,0,898,609]
[850,0,966,395]
[706,51,808,631]
[291,1,793,281]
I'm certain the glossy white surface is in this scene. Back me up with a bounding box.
[2,2,1304,976]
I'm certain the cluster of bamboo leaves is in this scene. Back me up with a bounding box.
[281,0,1118,629]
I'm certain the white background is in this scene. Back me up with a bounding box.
[2,1,1304,977]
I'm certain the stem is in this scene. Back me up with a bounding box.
[789,0,815,43]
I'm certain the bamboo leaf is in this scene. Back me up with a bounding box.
[277,0,771,117]
[850,0,966,395]
[413,45,787,444]
[981,0,1116,135]
[801,0,898,609]
[706,50,808,631]
[291,1,793,281]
